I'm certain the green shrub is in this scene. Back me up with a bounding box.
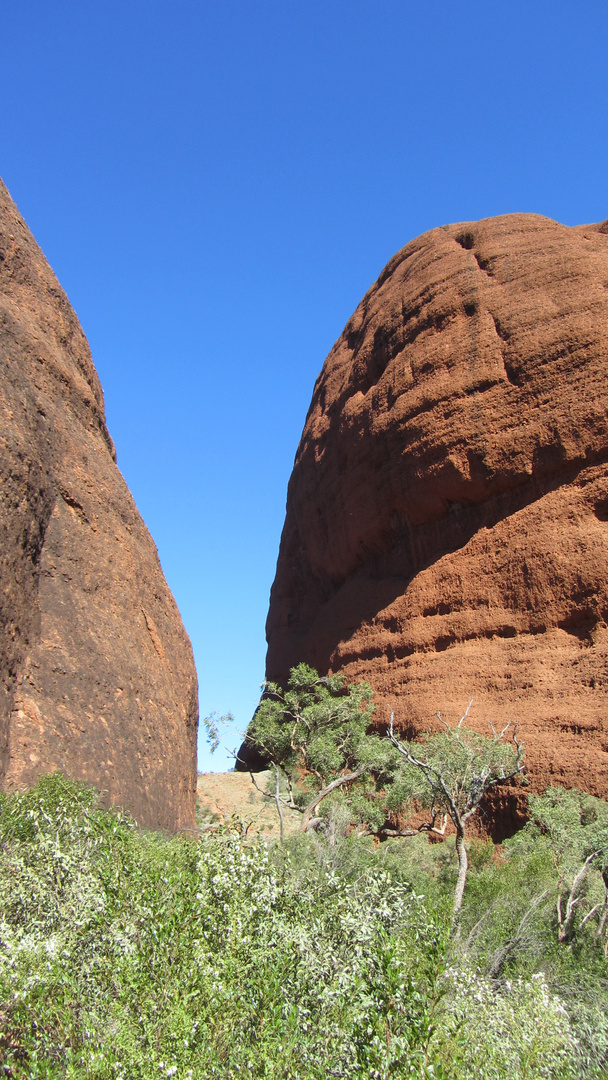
[0,775,603,1079]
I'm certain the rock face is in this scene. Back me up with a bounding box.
[261,213,608,806]
[0,179,198,831]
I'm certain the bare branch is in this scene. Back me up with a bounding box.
[465,901,498,950]
[248,770,302,813]
[488,719,512,741]
[418,811,448,836]
[557,847,608,942]
[273,764,284,844]
[378,827,418,838]
[486,890,550,979]
[436,710,450,732]
[580,902,606,930]
[457,698,474,730]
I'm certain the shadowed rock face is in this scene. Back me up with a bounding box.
[0,179,198,831]
[259,213,608,806]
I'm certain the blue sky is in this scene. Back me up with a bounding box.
[1,1,607,769]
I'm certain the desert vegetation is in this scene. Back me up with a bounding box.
[1,699,607,1078]
[240,665,526,916]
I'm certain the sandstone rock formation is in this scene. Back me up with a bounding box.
[0,179,198,831]
[256,213,608,814]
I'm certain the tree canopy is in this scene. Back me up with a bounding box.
[386,703,525,917]
[243,663,392,832]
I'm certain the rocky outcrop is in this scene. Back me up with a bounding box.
[258,213,608,805]
[0,179,198,831]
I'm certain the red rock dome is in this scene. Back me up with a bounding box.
[0,179,198,831]
[261,213,608,808]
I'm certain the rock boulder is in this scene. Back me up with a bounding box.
[259,213,608,811]
[0,179,198,831]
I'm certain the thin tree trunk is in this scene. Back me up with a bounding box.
[273,764,284,844]
[453,827,468,922]
[557,850,601,943]
[599,906,608,955]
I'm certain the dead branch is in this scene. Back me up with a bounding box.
[248,770,302,813]
[457,698,474,730]
[465,900,498,950]
[486,890,549,979]
[558,846,608,942]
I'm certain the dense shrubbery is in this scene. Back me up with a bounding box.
[0,775,607,1078]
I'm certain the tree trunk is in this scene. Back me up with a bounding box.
[453,827,468,921]
[557,851,599,943]
[273,765,284,844]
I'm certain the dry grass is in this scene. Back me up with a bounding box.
[196,770,301,837]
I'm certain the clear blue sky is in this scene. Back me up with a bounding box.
[1,2,607,770]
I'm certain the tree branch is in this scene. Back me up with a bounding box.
[299,765,367,832]
[457,698,474,731]
[273,764,284,843]
[558,846,608,942]
[580,902,605,930]
[248,770,302,813]
[485,890,549,978]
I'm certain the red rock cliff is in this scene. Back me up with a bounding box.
[263,213,608,801]
[0,179,198,831]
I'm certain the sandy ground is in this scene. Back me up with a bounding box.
[196,770,301,837]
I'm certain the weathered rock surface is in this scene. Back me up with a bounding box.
[0,179,198,831]
[259,213,608,808]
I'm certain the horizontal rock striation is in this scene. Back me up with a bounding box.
[0,179,198,831]
[259,213,608,809]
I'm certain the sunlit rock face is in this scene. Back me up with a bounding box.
[0,179,198,831]
[260,212,608,808]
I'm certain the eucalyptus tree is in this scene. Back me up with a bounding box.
[386,701,526,920]
[242,663,391,835]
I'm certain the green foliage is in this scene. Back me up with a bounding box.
[508,786,608,945]
[440,966,575,1080]
[526,785,608,877]
[201,712,235,756]
[0,775,451,1078]
[248,663,375,781]
[386,722,523,823]
[3,775,605,1078]
[246,663,390,829]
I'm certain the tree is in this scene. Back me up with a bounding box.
[386,701,525,921]
[522,786,608,947]
[242,663,389,834]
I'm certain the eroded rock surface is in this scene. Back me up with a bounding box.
[260,213,608,806]
[0,179,198,831]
